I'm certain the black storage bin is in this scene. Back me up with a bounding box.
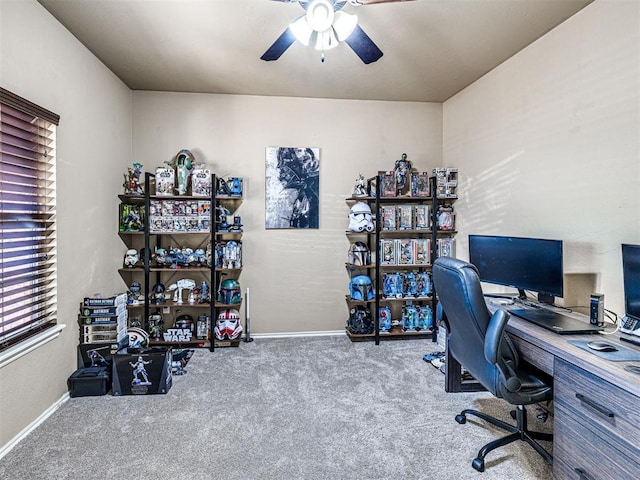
[68,366,110,397]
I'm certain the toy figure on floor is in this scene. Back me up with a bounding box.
[130,356,152,386]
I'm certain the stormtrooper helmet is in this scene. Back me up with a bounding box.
[214,309,243,340]
[124,249,139,267]
[348,202,374,232]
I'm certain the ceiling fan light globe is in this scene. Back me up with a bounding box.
[290,15,314,46]
[306,0,335,32]
[333,11,358,41]
[315,28,339,51]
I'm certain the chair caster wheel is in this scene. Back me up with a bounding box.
[472,458,485,472]
[455,414,466,424]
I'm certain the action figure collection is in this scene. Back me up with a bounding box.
[346,155,458,337]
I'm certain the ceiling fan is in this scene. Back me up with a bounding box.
[261,0,414,64]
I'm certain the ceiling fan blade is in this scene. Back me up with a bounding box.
[261,27,297,61]
[344,24,383,64]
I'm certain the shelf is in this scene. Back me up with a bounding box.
[118,171,245,352]
[379,296,434,303]
[345,327,434,342]
[149,338,210,348]
[215,195,243,200]
[380,229,455,235]
[344,295,376,305]
[118,194,145,204]
[149,194,216,201]
[149,267,211,272]
[141,301,213,309]
[345,172,456,346]
[120,267,213,273]
[213,338,241,348]
[215,231,243,238]
[148,230,210,235]
[377,195,433,202]
[379,263,431,269]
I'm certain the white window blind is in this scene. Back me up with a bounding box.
[0,88,59,350]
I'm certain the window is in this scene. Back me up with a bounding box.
[1,88,60,352]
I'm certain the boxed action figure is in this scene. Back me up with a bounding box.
[379,172,396,197]
[112,347,172,396]
[191,167,211,197]
[380,205,397,230]
[397,205,413,230]
[155,167,175,196]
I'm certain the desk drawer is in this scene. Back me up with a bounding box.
[554,404,640,479]
[554,358,640,448]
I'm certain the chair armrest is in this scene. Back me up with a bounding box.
[484,309,510,365]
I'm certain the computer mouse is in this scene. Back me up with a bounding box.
[587,341,618,352]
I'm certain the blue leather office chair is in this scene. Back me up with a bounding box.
[432,257,553,472]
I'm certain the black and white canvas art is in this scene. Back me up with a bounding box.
[265,147,320,229]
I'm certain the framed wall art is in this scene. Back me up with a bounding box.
[265,147,320,229]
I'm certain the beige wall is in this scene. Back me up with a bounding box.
[443,0,640,313]
[132,92,442,334]
[0,1,132,448]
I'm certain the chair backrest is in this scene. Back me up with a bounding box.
[432,256,503,396]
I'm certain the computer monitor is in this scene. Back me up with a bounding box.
[469,235,564,302]
[621,244,640,322]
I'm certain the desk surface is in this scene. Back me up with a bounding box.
[495,301,640,397]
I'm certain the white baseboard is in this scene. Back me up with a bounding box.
[0,392,70,460]
[249,330,345,339]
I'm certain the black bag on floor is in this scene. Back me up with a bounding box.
[68,366,110,397]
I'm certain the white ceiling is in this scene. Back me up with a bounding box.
[37,0,594,103]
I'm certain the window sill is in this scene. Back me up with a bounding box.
[0,324,67,369]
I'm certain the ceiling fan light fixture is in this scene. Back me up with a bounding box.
[332,11,358,41]
[306,0,335,32]
[290,15,314,46]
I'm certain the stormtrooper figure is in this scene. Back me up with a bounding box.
[124,249,139,268]
[348,202,374,232]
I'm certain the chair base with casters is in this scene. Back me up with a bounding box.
[455,404,553,472]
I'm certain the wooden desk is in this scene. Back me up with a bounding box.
[445,301,640,479]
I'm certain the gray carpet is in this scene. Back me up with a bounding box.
[0,336,553,479]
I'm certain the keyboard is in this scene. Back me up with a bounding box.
[507,308,604,334]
